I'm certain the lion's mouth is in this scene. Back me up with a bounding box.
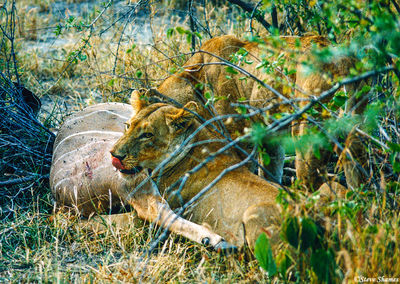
[111,156,142,175]
[119,166,143,175]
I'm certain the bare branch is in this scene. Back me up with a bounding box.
[227,0,272,33]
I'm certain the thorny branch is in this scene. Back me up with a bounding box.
[0,0,54,219]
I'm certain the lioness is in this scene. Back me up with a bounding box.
[111,92,280,247]
[50,102,236,253]
[51,35,366,252]
[149,35,368,190]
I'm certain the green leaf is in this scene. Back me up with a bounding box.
[79,54,87,61]
[108,79,115,87]
[54,24,62,36]
[333,93,347,108]
[225,66,238,75]
[388,142,400,152]
[175,26,186,35]
[136,70,143,78]
[195,83,204,90]
[186,33,192,43]
[166,28,174,38]
[277,250,292,276]
[393,162,400,173]
[391,154,400,173]
[313,146,321,160]
[254,233,277,276]
[236,47,248,56]
[281,216,299,248]
[194,32,202,39]
[311,249,336,283]
[300,218,317,251]
[127,44,136,53]
[204,91,211,100]
[262,152,271,166]
[360,84,371,94]
[67,16,75,24]
[366,225,378,234]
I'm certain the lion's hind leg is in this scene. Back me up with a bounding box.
[242,203,281,248]
[336,127,369,190]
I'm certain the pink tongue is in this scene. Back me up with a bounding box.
[112,157,125,170]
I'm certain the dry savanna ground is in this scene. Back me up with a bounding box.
[1,0,400,282]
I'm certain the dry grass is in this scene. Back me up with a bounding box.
[0,190,268,282]
[2,0,399,282]
[14,0,251,110]
[1,0,271,282]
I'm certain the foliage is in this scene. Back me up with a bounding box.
[244,0,400,282]
[254,233,276,276]
[1,0,399,282]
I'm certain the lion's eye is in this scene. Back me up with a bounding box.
[138,132,154,139]
[124,123,130,131]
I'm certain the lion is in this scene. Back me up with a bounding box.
[50,35,367,252]
[50,99,280,250]
[110,92,281,248]
[148,35,368,190]
[50,102,237,253]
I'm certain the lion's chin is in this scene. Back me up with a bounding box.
[119,166,143,175]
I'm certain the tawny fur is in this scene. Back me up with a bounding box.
[152,35,367,189]
[50,103,231,251]
[51,35,368,252]
[111,96,281,247]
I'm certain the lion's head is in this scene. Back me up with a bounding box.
[110,90,198,175]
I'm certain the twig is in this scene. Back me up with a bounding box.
[249,1,262,35]
[227,0,272,33]
[201,0,212,38]
[391,0,400,14]
[188,0,196,52]
[0,175,39,186]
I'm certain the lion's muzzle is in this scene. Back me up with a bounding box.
[111,155,142,175]
[111,156,125,170]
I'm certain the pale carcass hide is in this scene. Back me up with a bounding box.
[50,103,133,216]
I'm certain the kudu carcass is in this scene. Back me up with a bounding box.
[50,102,236,253]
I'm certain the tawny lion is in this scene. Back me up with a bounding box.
[51,35,366,251]
[51,99,280,250]
[50,102,238,252]
[110,93,281,248]
[151,35,368,190]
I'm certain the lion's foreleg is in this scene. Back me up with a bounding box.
[293,120,333,190]
[337,127,369,190]
[258,143,285,183]
[127,183,237,254]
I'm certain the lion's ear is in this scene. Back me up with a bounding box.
[130,89,148,116]
[166,102,198,132]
